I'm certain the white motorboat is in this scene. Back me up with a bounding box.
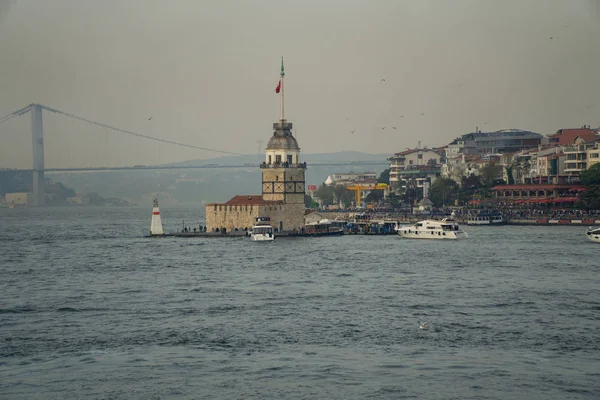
[586,227,600,243]
[250,217,274,241]
[397,218,468,240]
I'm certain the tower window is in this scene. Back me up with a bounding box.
[276,175,279,181]
[287,155,293,164]
[268,155,272,164]
[275,155,281,163]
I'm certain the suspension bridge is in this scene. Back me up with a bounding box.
[0,104,388,205]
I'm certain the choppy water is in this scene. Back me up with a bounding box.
[1,207,599,399]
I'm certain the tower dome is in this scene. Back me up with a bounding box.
[266,121,299,150]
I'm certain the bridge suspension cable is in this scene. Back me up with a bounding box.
[39,104,243,156]
[0,103,244,156]
[0,104,32,125]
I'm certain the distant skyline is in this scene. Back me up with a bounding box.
[1,0,599,168]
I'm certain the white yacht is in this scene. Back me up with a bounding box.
[250,217,274,241]
[398,218,468,240]
[586,227,600,243]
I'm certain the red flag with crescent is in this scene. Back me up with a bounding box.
[275,80,281,93]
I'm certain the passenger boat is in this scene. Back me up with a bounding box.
[250,217,274,241]
[467,210,504,225]
[586,227,600,243]
[304,219,344,236]
[397,218,468,240]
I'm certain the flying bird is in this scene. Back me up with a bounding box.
[419,320,430,330]
[392,127,397,130]
[381,127,385,130]
[146,117,153,121]
[549,36,553,40]
[381,78,386,82]
[350,130,355,134]
[400,115,404,118]
[420,113,425,116]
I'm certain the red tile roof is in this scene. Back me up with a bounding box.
[207,195,283,206]
[548,128,599,145]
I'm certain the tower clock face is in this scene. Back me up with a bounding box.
[274,183,284,193]
[295,183,305,192]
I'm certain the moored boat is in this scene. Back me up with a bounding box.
[304,219,344,236]
[398,218,468,240]
[250,217,274,241]
[467,210,504,225]
[586,227,600,243]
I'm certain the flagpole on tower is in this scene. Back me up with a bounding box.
[280,56,285,122]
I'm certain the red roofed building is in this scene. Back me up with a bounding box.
[491,184,585,204]
[547,127,599,146]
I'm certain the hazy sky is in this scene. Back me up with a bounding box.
[1,0,599,167]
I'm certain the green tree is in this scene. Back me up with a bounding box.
[377,168,390,184]
[429,177,458,207]
[580,164,600,186]
[304,194,318,208]
[315,184,335,205]
[578,164,600,209]
[332,185,354,207]
[480,161,503,186]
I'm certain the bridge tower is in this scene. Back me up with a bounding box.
[31,104,45,206]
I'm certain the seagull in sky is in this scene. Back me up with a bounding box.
[392,127,397,129]
[146,117,153,121]
[381,78,386,82]
[350,130,355,134]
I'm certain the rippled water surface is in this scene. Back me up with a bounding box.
[1,207,599,399]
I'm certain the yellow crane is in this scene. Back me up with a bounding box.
[346,183,390,207]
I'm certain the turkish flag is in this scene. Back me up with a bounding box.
[275,80,281,93]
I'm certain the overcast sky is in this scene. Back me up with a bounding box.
[1,0,599,168]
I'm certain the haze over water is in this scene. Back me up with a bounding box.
[1,207,599,399]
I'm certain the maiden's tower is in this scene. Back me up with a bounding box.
[205,58,306,233]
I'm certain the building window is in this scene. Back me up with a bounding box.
[268,155,272,164]
[276,175,279,181]
[287,155,293,164]
[276,155,282,163]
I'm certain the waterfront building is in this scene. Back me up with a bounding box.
[205,59,306,233]
[491,184,585,205]
[563,137,600,179]
[443,129,543,183]
[388,147,443,190]
[5,192,31,206]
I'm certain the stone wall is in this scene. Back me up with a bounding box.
[205,201,305,233]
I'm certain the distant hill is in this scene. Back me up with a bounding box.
[165,151,389,166]
[49,151,391,207]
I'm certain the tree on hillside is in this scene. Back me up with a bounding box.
[578,164,600,209]
[315,184,335,205]
[480,161,503,186]
[429,177,458,207]
[580,163,600,186]
[377,168,390,184]
[332,185,354,207]
[304,194,318,208]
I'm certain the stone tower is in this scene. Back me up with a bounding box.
[261,120,306,205]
